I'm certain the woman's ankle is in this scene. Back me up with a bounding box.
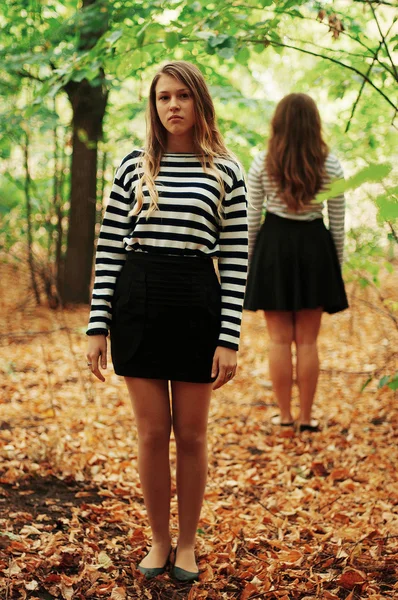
[176,540,196,552]
[151,536,172,548]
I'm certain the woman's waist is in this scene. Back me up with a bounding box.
[125,246,215,274]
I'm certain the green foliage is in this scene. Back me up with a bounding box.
[316,163,393,203]
[0,0,397,280]
[344,227,392,286]
[378,373,398,391]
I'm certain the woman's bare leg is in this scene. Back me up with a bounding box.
[124,377,172,568]
[264,311,294,423]
[171,381,213,572]
[294,309,323,424]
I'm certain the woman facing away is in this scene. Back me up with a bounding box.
[244,93,348,432]
[86,61,248,581]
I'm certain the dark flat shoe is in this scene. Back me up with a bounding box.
[271,414,294,427]
[298,419,320,432]
[171,565,199,582]
[138,547,171,579]
[171,546,199,582]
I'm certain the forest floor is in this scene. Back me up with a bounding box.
[0,258,397,600]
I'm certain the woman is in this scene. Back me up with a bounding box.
[244,93,348,432]
[86,61,248,581]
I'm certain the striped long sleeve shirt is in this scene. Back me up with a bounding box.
[87,150,248,351]
[247,152,346,265]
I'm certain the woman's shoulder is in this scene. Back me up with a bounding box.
[251,150,266,168]
[120,148,145,165]
[325,152,344,178]
[115,149,144,177]
[214,155,246,181]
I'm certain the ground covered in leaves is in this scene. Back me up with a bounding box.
[0,259,397,600]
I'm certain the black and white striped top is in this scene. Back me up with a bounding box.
[87,150,248,351]
[248,152,346,265]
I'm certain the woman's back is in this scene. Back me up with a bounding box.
[248,150,346,265]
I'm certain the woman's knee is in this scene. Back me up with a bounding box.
[174,427,207,453]
[138,424,171,449]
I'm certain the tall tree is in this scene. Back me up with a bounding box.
[61,0,109,303]
[1,0,396,304]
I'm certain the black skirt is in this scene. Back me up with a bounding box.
[244,212,349,314]
[110,251,221,382]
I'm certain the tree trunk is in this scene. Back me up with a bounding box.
[60,78,108,303]
[24,131,41,305]
[60,0,109,304]
[56,128,67,297]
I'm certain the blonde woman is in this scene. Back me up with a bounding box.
[245,93,348,432]
[86,61,248,581]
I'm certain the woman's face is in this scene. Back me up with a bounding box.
[155,74,196,139]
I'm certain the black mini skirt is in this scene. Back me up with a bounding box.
[110,251,221,382]
[244,212,349,314]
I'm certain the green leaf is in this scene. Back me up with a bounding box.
[208,34,230,48]
[236,46,250,65]
[374,185,398,222]
[106,30,123,45]
[378,373,398,391]
[71,69,89,83]
[116,50,143,78]
[288,9,304,18]
[378,375,390,389]
[217,46,235,60]
[195,31,212,41]
[165,31,180,49]
[253,42,267,54]
[388,376,398,391]
[361,376,373,392]
[315,163,393,203]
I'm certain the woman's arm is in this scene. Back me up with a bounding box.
[217,161,248,352]
[247,152,266,263]
[87,152,139,336]
[326,155,346,266]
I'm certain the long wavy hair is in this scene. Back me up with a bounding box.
[266,93,329,212]
[132,61,232,218]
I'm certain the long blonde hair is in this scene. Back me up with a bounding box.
[266,93,329,212]
[132,61,233,218]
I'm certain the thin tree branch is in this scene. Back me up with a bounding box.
[367,0,398,79]
[285,35,371,60]
[354,0,395,5]
[345,41,383,132]
[387,221,398,243]
[281,11,396,77]
[357,297,398,327]
[16,69,45,82]
[228,3,392,73]
[257,39,398,111]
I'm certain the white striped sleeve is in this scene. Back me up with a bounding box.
[87,153,138,335]
[247,152,266,262]
[326,154,346,266]
[217,163,248,350]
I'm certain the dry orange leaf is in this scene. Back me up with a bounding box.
[110,587,127,600]
[337,569,367,589]
[240,582,258,599]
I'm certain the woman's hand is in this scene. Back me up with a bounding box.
[86,335,107,382]
[211,346,237,390]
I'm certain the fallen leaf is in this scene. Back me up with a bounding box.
[337,569,367,589]
[111,587,126,600]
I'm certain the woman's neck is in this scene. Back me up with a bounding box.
[166,134,195,153]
